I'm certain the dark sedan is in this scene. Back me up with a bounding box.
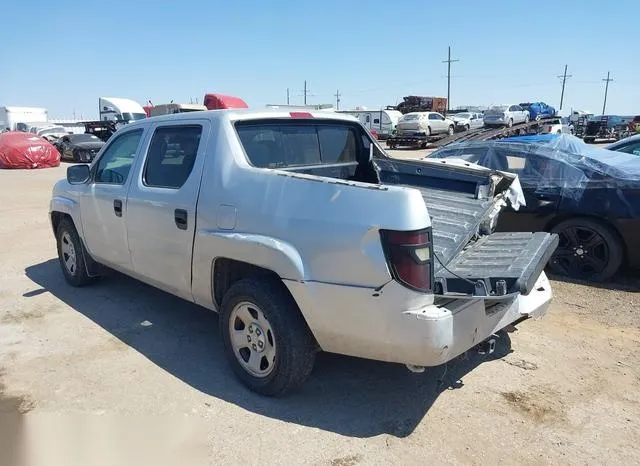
[54,133,105,162]
[428,135,640,281]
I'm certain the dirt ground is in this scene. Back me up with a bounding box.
[1,161,639,465]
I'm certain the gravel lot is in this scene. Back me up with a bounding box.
[1,160,638,465]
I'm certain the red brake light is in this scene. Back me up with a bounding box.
[289,112,313,119]
[381,228,433,293]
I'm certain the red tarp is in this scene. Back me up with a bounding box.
[203,93,248,110]
[0,131,61,169]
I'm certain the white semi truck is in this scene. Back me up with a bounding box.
[98,97,146,123]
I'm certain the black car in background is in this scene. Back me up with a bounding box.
[54,133,105,162]
[428,136,640,281]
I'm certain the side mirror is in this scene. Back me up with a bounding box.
[67,164,91,184]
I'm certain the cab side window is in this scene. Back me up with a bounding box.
[94,129,143,185]
[143,125,202,189]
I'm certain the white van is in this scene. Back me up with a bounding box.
[338,109,403,139]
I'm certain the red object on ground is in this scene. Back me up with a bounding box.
[0,132,61,169]
[203,93,249,110]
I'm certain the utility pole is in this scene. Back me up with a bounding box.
[557,64,572,110]
[286,88,290,105]
[334,89,341,110]
[299,80,313,105]
[442,46,459,113]
[602,71,613,115]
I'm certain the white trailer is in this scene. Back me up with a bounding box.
[337,109,403,139]
[98,97,146,123]
[0,107,48,131]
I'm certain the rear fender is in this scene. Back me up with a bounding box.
[191,231,305,311]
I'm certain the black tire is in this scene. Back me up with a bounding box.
[525,115,530,124]
[56,217,95,287]
[584,138,595,144]
[508,118,513,127]
[447,125,454,136]
[548,218,623,282]
[465,124,470,132]
[426,126,431,137]
[220,278,317,396]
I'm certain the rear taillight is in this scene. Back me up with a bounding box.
[380,228,433,293]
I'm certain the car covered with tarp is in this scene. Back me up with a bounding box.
[0,131,60,169]
[427,134,640,281]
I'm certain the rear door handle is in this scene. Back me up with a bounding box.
[174,209,188,230]
[113,199,123,217]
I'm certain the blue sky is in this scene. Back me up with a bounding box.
[1,0,638,118]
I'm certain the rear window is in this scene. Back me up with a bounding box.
[236,121,361,168]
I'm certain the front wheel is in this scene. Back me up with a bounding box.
[220,278,317,396]
[525,115,530,124]
[56,218,95,286]
[507,118,513,128]
[548,218,623,282]
[447,125,454,136]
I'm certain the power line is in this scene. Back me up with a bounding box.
[557,64,572,110]
[286,88,290,105]
[442,46,459,113]
[602,71,613,115]
[334,89,341,110]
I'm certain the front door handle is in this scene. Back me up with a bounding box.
[113,199,123,217]
[174,209,188,230]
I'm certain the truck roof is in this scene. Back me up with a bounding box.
[124,108,360,127]
[1,106,48,113]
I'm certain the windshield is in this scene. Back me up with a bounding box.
[400,114,420,121]
[71,133,101,142]
[118,112,147,121]
[489,106,506,112]
[453,113,470,119]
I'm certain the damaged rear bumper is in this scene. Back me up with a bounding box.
[285,272,552,368]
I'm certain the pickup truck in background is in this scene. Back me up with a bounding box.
[49,110,557,396]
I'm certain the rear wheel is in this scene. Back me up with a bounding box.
[220,278,317,396]
[548,218,623,282]
[525,115,530,124]
[426,126,432,137]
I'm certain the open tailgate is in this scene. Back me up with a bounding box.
[434,232,558,298]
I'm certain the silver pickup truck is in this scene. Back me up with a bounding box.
[50,110,557,396]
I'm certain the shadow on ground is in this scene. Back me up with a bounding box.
[548,269,640,292]
[25,259,511,438]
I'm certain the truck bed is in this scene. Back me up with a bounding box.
[376,158,558,297]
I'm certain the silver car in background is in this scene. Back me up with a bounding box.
[483,104,530,127]
[448,112,484,132]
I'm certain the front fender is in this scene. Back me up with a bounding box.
[50,195,84,239]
